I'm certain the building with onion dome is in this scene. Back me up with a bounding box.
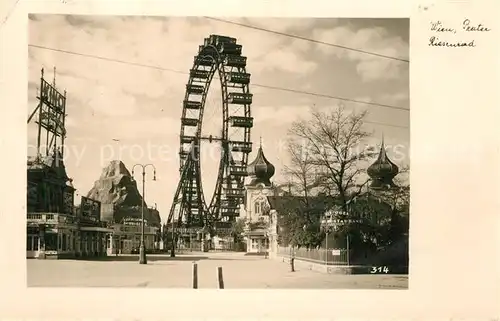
[238,138,277,254]
[263,136,408,265]
[348,137,403,226]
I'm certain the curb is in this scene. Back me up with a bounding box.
[277,256,408,275]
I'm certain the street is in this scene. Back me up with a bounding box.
[27,252,408,289]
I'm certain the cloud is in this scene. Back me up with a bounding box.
[29,16,312,100]
[253,105,310,124]
[28,15,326,126]
[259,50,317,74]
[312,26,408,82]
[239,17,319,33]
[377,91,409,107]
[87,85,137,116]
[86,116,180,141]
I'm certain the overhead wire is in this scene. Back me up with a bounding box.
[203,17,410,63]
[28,44,409,129]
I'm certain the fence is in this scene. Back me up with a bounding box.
[161,240,244,253]
[277,246,349,265]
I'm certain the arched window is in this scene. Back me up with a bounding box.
[254,201,262,215]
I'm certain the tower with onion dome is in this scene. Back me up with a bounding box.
[246,138,276,187]
[367,136,400,190]
[239,137,276,254]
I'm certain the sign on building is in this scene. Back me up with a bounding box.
[27,182,38,206]
[63,191,74,214]
[331,249,341,256]
[80,196,101,222]
[39,78,66,137]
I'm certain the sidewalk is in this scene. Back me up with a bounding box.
[27,252,408,289]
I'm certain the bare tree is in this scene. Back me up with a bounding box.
[282,137,317,201]
[288,104,374,211]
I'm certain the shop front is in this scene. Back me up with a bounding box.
[245,229,269,254]
[77,227,113,258]
[26,213,112,259]
[27,213,79,259]
[107,223,160,255]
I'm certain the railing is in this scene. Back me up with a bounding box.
[277,246,349,265]
[27,213,74,224]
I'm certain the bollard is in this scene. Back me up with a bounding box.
[290,257,295,272]
[217,266,224,289]
[192,262,198,289]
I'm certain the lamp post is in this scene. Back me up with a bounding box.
[131,163,156,265]
[324,226,332,266]
[170,216,176,257]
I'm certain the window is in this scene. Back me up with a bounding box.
[45,233,57,251]
[62,234,67,251]
[254,202,261,215]
[255,199,267,215]
[33,236,39,250]
[251,238,258,249]
[27,235,32,251]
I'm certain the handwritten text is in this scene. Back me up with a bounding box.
[428,19,491,48]
[430,21,456,33]
[462,19,491,32]
[429,36,475,47]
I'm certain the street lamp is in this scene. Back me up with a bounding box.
[170,216,176,257]
[322,221,333,266]
[131,163,157,265]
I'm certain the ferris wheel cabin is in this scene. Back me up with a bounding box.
[230,141,252,153]
[226,72,251,84]
[229,165,248,176]
[227,92,253,105]
[189,69,210,80]
[186,84,204,95]
[224,55,247,67]
[228,116,253,128]
[183,100,202,109]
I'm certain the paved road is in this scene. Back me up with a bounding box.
[27,252,408,289]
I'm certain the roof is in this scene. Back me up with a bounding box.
[367,138,399,188]
[247,228,267,236]
[27,150,70,182]
[247,142,275,187]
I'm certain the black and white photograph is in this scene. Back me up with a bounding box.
[25,15,410,289]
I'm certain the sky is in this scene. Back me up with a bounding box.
[27,15,410,223]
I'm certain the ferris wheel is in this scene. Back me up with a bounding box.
[168,34,253,230]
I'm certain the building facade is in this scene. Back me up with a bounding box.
[239,141,276,254]
[107,217,160,255]
[265,137,408,262]
[27,151,113,259]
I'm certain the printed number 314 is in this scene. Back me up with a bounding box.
[371,266,389,274]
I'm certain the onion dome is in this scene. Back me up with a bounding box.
[367,137,399,189]
[247,138,275,186]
